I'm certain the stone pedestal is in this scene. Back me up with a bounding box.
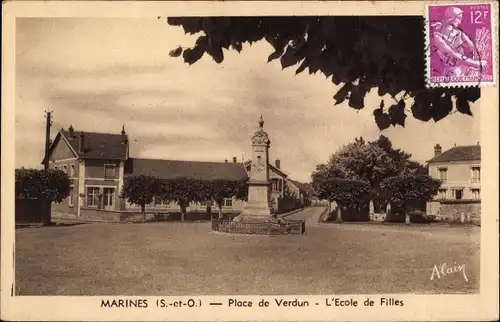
[233,115,273,223]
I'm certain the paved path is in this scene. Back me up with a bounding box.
[283,207,480,239]
[284,206,326,227]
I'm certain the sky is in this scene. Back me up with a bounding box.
[15,18,481,182]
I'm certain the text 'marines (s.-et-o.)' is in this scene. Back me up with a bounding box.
[100,297,404,309]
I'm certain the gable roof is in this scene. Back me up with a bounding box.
[427,145,481,163]
[59,129,129,160]
[41,131,78,165]
[125,158,248,181]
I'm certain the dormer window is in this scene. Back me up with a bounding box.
[104,164,116,179]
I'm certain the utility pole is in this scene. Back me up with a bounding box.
[42,110,54,225]
[43,110,53,170]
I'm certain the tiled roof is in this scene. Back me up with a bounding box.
[427,145,481,163]
[124,158,249,181]
[61,129,128,160]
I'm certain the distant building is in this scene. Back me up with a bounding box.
[426,143,481,224]
[45,124,307,221]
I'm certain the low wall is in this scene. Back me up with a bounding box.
[53,208,242,223]
[435,200,481,225]
[276,198,303,214]
[16,198,48,223]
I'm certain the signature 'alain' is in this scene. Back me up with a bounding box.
[430,262,468,282]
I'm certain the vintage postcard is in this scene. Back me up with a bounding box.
[1,1,499,321]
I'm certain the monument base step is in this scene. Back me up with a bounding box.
[232,214,275,223]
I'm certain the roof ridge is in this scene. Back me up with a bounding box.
[62,129,123,136]
[130,157,244,164]
[427,144,481,163]
[447,144,480,149]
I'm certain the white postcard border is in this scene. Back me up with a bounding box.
[2,1,499,321]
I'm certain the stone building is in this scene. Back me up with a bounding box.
[426,143,481,224]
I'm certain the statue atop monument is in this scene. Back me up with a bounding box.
[252,115,270,146]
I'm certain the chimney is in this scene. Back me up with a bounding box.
[233,157,237,163]
[68,125,74,138]
[434,144,442,157]
[121,125,128,144]
[275,159,281,169]
[79,132,85,154]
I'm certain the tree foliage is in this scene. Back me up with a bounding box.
[15,168,71,203]
[160,177,202,220]
[381,170,441,211]
[312,135,433,215]
[315,178,371,204]
[160,177,248,220]
[122,175,163,216]
[166,16,480,129]
[202,178,248,217]
[312,135,427,198]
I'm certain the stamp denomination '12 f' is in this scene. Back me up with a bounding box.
[426,3,496,87]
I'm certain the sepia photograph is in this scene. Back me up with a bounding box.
[2,1,498,321]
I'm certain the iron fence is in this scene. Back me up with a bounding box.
[211,218,305,235]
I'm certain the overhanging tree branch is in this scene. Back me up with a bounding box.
[166,16,480,129]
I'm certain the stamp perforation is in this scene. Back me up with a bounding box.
[424,1,498,88]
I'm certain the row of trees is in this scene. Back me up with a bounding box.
[312,135,441,222]
[15,168,249,222]
[122,175,248,221]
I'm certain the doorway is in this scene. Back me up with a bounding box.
[103,187,116,210]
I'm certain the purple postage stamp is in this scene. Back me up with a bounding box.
[425,2,497,87]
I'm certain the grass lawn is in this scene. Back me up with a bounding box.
[15,207,479,295]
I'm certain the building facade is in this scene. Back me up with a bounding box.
[47,125,128,218]
[47,123,307,220]
[426,143,481,224]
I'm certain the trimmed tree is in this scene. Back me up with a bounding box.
[205,178,249,219]
[315,178,371,223]
[15,168,71,225]
[121,175,163,221]
[381,171,441,223]
[162,177,202,221]
[166,16,480,129]
[15,168,71,202]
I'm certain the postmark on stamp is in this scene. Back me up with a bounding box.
[425,2,496,87]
